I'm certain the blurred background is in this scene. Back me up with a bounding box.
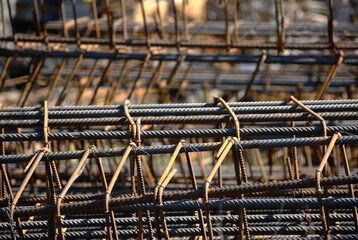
[0,0,357,107]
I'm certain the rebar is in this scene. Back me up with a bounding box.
[0,1,357,239]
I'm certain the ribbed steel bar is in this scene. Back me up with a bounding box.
[0,0,357,237]
[3,99,358,112]
[4,188,355,206]
[1,104,357,120]
[1,36,358,50]
[1,125,358,142]
[20,208,354,220]
[24,68,357,91]
[0,213,355,230]
[3,175,357,218]
[0,220,357,232]
[0,47,358,64]
[0,226,357,239]
[68,198,358,218]
[1,112,357,128]
[43,21,358,37]
[249,236,358,240]
[1,135,357,163]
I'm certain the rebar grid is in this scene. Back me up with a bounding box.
[0,97,357,240]
[0,1,357,239]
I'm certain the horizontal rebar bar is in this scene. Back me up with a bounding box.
[44,21,358,37]
[3,99,358,112]
[1,213,354,230]
[1,125,358,142]
[1,36,358,50]
[4,188,355,206]
[1,104,357,120]
[0,223,356,239]
[1,112,357,128]
[1,135,357,163]
[0,0,357,238]
[3,175,357,218]
[0,47,357,64]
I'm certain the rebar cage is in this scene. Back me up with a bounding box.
[0,1,357,240]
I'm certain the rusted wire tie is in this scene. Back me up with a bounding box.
[290,96,328,139]
[315,133,341,239]
[10,147,50,221]
[104,143,135,240]
[154,168,177,239]
[43,101,62,190]
[54,144,109,239]
[124,100,137,141]
[214,96,250,240]
[204,137,235,240]
[152,140,183,239]
[315,52,344,100]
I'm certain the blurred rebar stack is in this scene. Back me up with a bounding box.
[0,0,357,106]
